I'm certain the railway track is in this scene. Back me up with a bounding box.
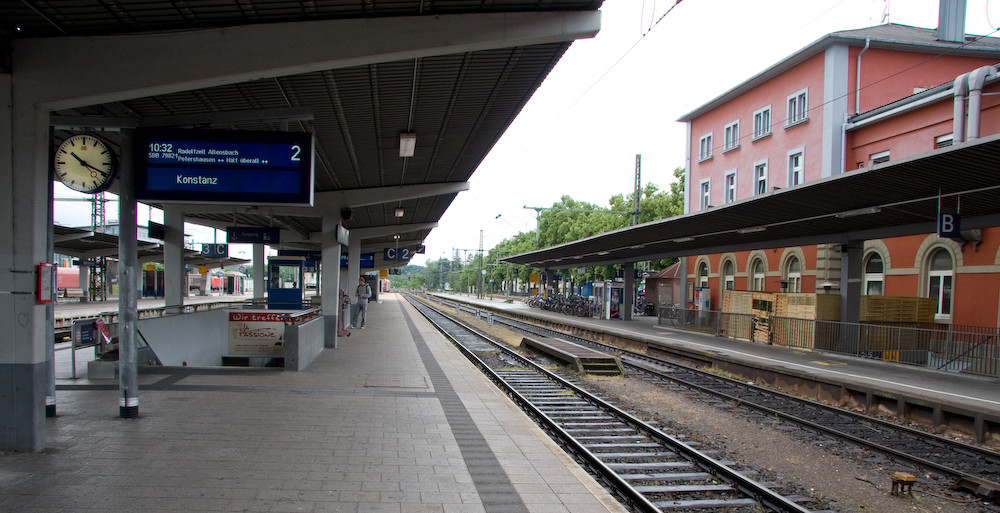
[405,293,820,513]
[426,294,1000,500]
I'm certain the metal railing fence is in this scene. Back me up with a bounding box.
[658,306,1000,378]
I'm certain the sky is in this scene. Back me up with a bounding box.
[54,0,999,266]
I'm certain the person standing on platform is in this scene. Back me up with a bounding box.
[352,277,371,329]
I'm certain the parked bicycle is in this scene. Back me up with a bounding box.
[526,293,595,318]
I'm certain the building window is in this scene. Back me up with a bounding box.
[788,150,803,186]
[752,106,771,140]
[870,150,890,165]
[699,133,713,161]
[786,89,808,126]
[723,260,735,290]
[935,134,953,149]
[864,253,884,296]
[784,257,801,293]
[750,258,766,291]
[754,161,768,195]
[724,121,740,151]
[724,171,737,204]
[927,249,953,319]
[700,180,711,210]
[698,262,709,288]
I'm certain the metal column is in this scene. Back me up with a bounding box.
[117,129,139,419]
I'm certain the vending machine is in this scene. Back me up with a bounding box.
[608,282,624,319]
[694,286,711,321]
[266,257,305,309]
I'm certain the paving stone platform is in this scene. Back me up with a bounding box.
[1,293,627,513]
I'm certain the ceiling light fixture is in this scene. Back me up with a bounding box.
[737,225,766,234]
[672,236,694,243]
[394,207,404,218]
[834,206,881,218]
[399,133,416,157]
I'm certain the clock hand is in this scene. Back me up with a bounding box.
[70,152,88,166]
[85,162,108,176]
[70,152,109,176]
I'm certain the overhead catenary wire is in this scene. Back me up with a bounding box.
[544,1,684,133]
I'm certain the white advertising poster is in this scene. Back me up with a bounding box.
[228,311,285,356]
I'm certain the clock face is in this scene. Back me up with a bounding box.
[54,134,117,194]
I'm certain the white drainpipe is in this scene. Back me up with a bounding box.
[952,72,970,144]
[855,38,870,115]
[967,65,999,140]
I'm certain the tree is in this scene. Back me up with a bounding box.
[491,166,686,287]
[607,167,686,270]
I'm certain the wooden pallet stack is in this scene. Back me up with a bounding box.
[770,293,841,348]
[858,296,938,359]
[859,296,937,323]
[720,290,753,341]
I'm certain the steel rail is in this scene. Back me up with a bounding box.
[406,293,813,513]
[475,302,1000,498]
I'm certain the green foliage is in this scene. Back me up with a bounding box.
[399,166,686,294]
[499,167,685,281]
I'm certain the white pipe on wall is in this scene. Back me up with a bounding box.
[967,65,999,140]
[952,72,970,143]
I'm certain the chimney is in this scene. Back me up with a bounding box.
[937,0,967,43]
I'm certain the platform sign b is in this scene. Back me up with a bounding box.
[938,212,960,238]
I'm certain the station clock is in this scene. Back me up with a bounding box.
[54,134,118,194]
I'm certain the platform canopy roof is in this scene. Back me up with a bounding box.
[502,134,1000,269]
[54,226,249,269]
[4,1,602,256]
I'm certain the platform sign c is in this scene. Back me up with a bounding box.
[383,247,412,262]
[201,243,229,258]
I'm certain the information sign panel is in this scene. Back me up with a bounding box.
[340,253,374,268]
[278,249,321,261]
[227,226,280,244]
[134,128,314,206]
[336,224,349,246]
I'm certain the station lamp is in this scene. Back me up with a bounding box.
[399,133,416,157]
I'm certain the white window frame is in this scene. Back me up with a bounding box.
[752,105,771,140]
[753,159,768,196]
[870,150,890,165]
[786,88,808,126]
[724,170,737,204]
[724,120,740,151]
[787,148,804,186]
[927,249,953,321]
[698,132,714,162]
[864,252,884,296]
[750,258,766,291]
[722,260,735,291]
[700,179,711,210]
[698,262,709,288]
[784,256,802,293]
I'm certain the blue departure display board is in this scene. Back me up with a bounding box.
[134,128,314,206]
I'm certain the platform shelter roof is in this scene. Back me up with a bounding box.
[502,134,1000,269]
[5,1,602,253]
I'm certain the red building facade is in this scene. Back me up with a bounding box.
[679,21,1000,327]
